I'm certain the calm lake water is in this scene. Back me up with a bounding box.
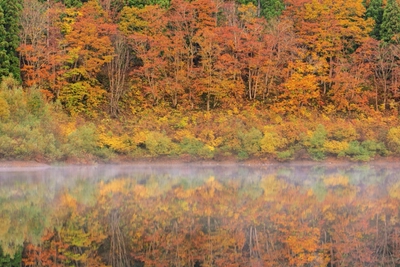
[1,163,400,266]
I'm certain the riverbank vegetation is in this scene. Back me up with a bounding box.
[0,0,400,162]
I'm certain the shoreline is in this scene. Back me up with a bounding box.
[1,156,400,169]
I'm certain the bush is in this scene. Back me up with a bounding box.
[323,140,349,156]
[238,127,262,156]
[180,137,204,156]
[0,96,9,120]
[387,126,400,153]
[305,124,327,160]
[144,131,177,156]
[277,150,294,161]
[179,137,215,159]
[260,126,287,155]
[27,89,46,117]
[62,124,100,158]
[344,141,372,161]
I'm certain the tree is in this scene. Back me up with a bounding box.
[365,0,384,39]
[237,0,284,20]
[19,0,48,88]
[380,0,400,43]
[293,0,373,97]
[0,0,22,81]
[107,33,130,117]
[60,0,115,115]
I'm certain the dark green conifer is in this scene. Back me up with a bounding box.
[365,0,384,39]
[0,0,22,81]
[380,0,400,42]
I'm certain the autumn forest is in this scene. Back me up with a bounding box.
[1,0,400,161]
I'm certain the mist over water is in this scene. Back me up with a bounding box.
[1,163,400,266]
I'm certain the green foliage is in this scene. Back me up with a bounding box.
[0,246,22,267]
[179,137,215,159]
[144,131,177,156]
[238,127,262,156]
[59,0,84,7]
[0,0,21,81]
[276,149,294,161]
[237,150,249,160]
[305,124,327,160]
[380,0,400,42]
[127,0,170,9]
[342,141,372,161]
[0,77,63,160]
[237,0,284,20]
[336,140,387,161]
[63,124,100,158]
[180,137,204,156]
[261,0,285,20]
[361,140,388,156]
[365,0,384,39]
[27,89,46,117]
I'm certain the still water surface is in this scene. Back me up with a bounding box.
[1,163,400,266]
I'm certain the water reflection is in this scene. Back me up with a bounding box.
[1,163,400,266]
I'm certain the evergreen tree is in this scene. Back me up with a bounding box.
[0,5,9,78]
[380,0,400,42]
[261,0,284,20]
[365,0,384,39]
[237,0,284,20]
[0,246,22,267]
[0,0,22,81]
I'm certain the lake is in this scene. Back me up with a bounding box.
[1,162,400,266]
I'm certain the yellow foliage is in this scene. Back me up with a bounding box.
[60,193,77,209]
[198,129,223,147]
[59,8,82,36]
[99,180,127,196]
[327,122,358,142]
[389,181,400,200]
[260,126,287,154]
[132,131,148,145]
[62,122,77,137]
[260,175,287,201]
[238,3,257,23]
[133,184,149,198]
[0,96,9,120]
[323,140,349,154]
[387,126,400,152]
[174,129,195,142]
[323,175,349,187]
[98,131,132,153]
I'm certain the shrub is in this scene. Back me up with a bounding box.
[27,89,45,117]
[144,131,177,156]
[344,141,372,161]
[387,126,400,153]
[277,150,294,161]
[179,137,215,159]
[238,127,262,156]
[62,124,100,158]
[260,126,287,155]
[305,124,327,160]
[323,140,349,156]
[0,97,9,120]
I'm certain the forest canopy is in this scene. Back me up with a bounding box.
[0,0,400,162]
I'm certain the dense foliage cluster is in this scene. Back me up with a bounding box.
[1,0,400,161]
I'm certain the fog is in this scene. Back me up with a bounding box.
[1,162,400,266]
